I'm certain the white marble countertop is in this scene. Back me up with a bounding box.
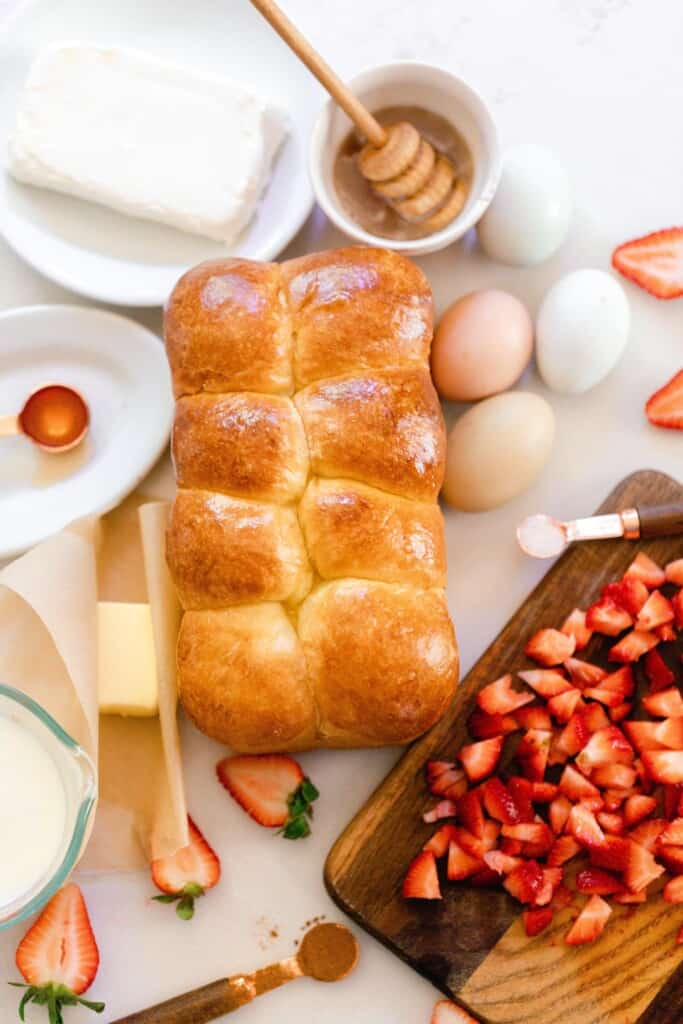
[1,1,683,1022]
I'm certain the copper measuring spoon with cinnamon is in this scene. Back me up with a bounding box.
[0,384,89,453]
[111,922,359,1023]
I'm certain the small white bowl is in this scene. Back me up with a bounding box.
[309,61,501,255]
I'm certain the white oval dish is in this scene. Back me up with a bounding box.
[309,61,500,255]
[0,0,318,307]
[0,305,173,560]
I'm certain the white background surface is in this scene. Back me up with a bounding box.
[1,1,683,1022]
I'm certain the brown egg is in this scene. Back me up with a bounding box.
[431,289,533,402]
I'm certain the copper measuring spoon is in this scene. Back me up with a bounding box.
[0,384,89,453]
[518,504,683,559]
[110,922,359,1023]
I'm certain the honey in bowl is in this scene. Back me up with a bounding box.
[333,105,473,240]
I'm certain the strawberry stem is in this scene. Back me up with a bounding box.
[9,982,104,1024]
[278,777,320,840]
[151,881,204,920]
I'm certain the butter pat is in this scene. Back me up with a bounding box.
[8,45,287,244]
[97,602,159,717]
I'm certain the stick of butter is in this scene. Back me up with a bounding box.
[8,44,288,244]
[97,602,159,717]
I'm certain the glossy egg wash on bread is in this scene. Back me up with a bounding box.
[164,247,459,752]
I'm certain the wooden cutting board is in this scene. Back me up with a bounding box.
[325,470,683,1024]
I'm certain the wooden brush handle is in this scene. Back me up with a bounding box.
[638,504,683,539]
[248,0,386,146]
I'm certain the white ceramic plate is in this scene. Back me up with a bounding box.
[0,305,173,560]
[0,0,319,306]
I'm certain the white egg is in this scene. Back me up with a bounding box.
[477,144,572,265]
[536,269,630,395]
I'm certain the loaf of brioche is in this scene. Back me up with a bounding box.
[165,246,458,752]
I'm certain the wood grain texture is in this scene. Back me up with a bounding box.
[325,470,683,1024]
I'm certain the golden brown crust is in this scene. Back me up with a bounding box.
[167,489,312,610]
[283,247,432,387]
[177,606,317,752]
[164,259,292,398]
[295,368,446,501]
[172,393,308,503]
[299,478,446,589]
[298,580,458,746]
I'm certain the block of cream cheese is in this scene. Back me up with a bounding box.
[97,601,158,717]
[8,45,288,244]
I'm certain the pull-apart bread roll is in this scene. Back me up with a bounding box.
[165,247,458,752]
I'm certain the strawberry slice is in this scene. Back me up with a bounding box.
[636,590,675,631]
[575,725,634,772]
[612,226,683,299]
[516,729,552,780]
[623,840,664,892]
[646,368,683,429]
[564,659,607,688]
[592,764,637,790]
[597,811,625,835]
[430,999,481,1024]
[624,553,667,589]
[559,764,601,803]
[602,578,650,617]
[514,705,553,731]
[447,840,484,881]
[467,709,518,739]
[576,868,624,895]
[403,850,441,899]
[561,609,592,651]
[549,795,572,834]
[217,754,319,838]
[564,895,612,945]
[568,804,606,849]
[623,794,658,826]
[477,673,535,715]
[456,790,485,839]
[525,629,575,666]
[482,777,530,824]
[547,688,583,723]
[586,598,633,636]
[151,816,221,920]
[518,669,571,698]
[503,860,545,904]
[547,835,581,867]
[423,800,458,823]
[664,877,683,903]
[666,559,683,586]
[609,629,659,663]
[642,687,683,718]
[660,818,683,845]
[674,590,683,629]
[484,850,524,875]
[644,649,675,693]
[629,818,667,851]
[459,735,503,782]
[522,907,554,937]
[13,884,104,1022]
[423,824,458,858]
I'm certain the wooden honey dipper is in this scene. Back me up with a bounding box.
[250,0,467,231]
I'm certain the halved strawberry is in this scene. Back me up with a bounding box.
[518,669,571,698]
[459,736,503,783]
[564,894,612,945]
[637,590,675,631]
[576,867,624,895]
[516,729,552,781]
[423,824,458,858]
[482,777,529,824]
[456,790,485,839]
[561,609,592,651]
[575,726,634,773]
[547,688,583,724]
[592,764,637,790]
[430,999,481,1024]
[568,804,606,849]
[597,811,625,835]
[612,226,683,299]
[549,795,572,834]
[503,860,545,904]
[525,629,575,667]
[602,578,650,617]
[609,629,660,663]
[666,559,683,586]
[217,754,319,838]
[467,709,518,739]
[610,702,633,724]
[423,800,458,823]
[664,877,683,903]
[660,818,683,845]
[13,884,103,1022]
[560,764,601,803]
[646,368,683,429]
[477,673,535,715]
[586,598,633,636]
[629,818,667,851]
[522,907,554,937]
[484,850,524,875]
[447,840,484,881]
[623,794,657,826]
[624,552,667,588]
[547,835,581,867]
[589,835,631,871]
[151,816,221,919]
[564,659,606,688]
[403,850,441,899]
[642,687,683,718]
[644,648,675,693]
[623,840,665,892]
[514,705,553,731]
[674,590,683,629]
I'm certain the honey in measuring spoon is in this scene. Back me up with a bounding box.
[9,385,89,452]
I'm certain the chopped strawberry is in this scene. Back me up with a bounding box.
[564,658,607,688]
[516,729,552,780]
[583,686,627,708]
[525,629,575,667]
[642,687,683,718]
[624,553,667,589]
[549,795,572,834]
[601,790,627,812]
[664,877,683,903]
[614,889,647,904]
[467,709,518,739]
[151,816,221,919]
[451,825,487,860]
[430,999,481,1024]
[592,764,637,790]
[547,688,583,723]
[678,924,683,944]
[550,884,575,910]
[561,609,592,651]
[646,368,683,429]
[503,860,545,904]
[609,629,660,663]
[568,804,606,849]
[423,800,458,823]
[506,775,535,817]
[423,824,458,858]
[597,811,625,835]
[456,790,485,839]
[589,835,631,871]
[602,578,650,617]
[623,720,665,753]
[514,705,553,731]
[636,590,675,631]
[586,598,633,636]
[560,764,601,803]
[447,840,483,881]
[565,894,612,945]
[427,760,456,779]
[554,713,592,760]
[660,818,683,845]
[666,559,683,586]
[482,819,501,851]
[623,795,658,827]
[501,822,553,846]
[459,735,503,782]
[664,783,683,819]
[517,669,571,698]
[575,725,634,773]
[428,765,468,800]
[13,884,103,1022]
[482,777,530,824]
[477,673,535,715]
[658,845,683,873]
[610,702,633,723]
[529,781,559,802]
[576,867,624,895]
[599,666,635,697]
[624,840,665,892]
[217,754,319,838]
[644,649,675,693]
[583,704,612,732]
[634,758,655,793]
[547,835,581,866]
[522,907,554,937]
[402,851,442,900]
[612,226,683,299]
[533,867,563,907]
[674,590,683,629]
[657,623,677,642]
[629,818,667,851]
[484,850,524,875]
[501,837,523,855]
[469,866,500,888]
